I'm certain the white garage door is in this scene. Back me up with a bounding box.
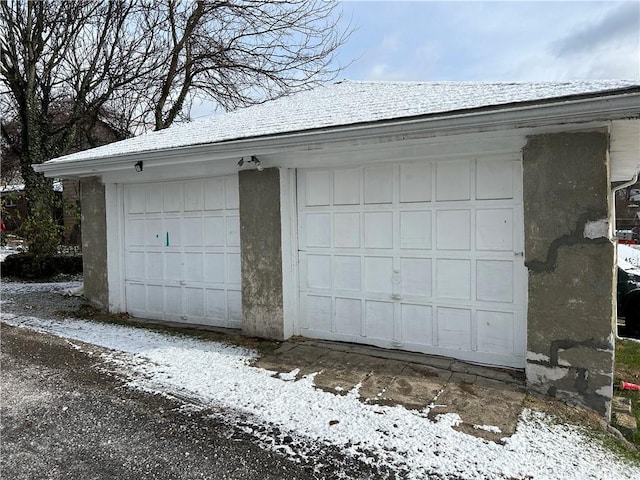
[297,158,527,368]
[124,176,242,328]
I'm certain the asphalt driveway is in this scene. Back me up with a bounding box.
[0,325,386,480]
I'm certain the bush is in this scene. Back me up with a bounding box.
[1,252,82,279]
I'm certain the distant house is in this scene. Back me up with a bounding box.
[1,106,127,245]
[35,80,640,420]
[0,181,64,234]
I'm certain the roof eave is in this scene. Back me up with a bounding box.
[34,91,640,178]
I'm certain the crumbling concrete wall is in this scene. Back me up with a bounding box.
[80,177,108,308]
[523,131,615,418]
[238,168,285,340]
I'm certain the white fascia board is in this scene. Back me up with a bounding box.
[33,92,640,179]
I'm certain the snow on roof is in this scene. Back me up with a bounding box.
[48,79,639,164]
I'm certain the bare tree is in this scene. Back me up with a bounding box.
[0,0,350,256]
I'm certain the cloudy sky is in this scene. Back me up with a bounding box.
[336,0,640,81]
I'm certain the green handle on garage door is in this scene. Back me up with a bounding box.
[166,232,169,247]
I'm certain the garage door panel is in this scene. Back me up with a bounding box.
[364,212,393,248]
[204,253,225,283]
[146,186,162,213]
[476,160,514,200]
[204,178,225,210]
[164,286,182,317]
[185,287,204,318]
[205,289,226,320]
[225,176,240,209]
[437,307,471,349]
[305,170,332,206]
[146,252,163,280]
[477,310,514,355]
[307,254,332,290]
[400,257,431,297]
[401,303,433,345]
[334,168,360,205]
[334,213,360,248]
[306,213,332,247]
[126,219,145,246]
[304,295,333,331]
[334,256,361,292]
[400,211,431,249]
[184,217,204,246]
[336,297,362,335]
[226,216,240,247]
[184,253,204,282]
[476,260,513,303]
[436,160,471,201]
[163,182,183,212]
[127,251,145,280]
[145,219,163,246]
[436,210,471,250]
[226,254,241,285]
[400,163,431,203]
[364,165,394,204]
[365,300,394,339]
[125,177,241,329]
[163,252,182,281]
[436,259,471,299]
[147,285,164,314]
[164,218,182,247]
[365,256,393,294]
[476,209,513,251]
[127,189,145,214]
[204,216,226,246]
[184,180,204,211]
[227,290,242,326]
[126,283,146,312]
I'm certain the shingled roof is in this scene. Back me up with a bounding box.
[47,79,640,164]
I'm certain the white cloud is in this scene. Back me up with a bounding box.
[338,1,639,81]
[380,33,402,52]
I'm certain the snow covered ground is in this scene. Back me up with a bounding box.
[1,282,638,480]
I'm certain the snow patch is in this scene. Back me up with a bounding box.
[473,424,502,434]
[526,351,550,362]
[527,364,569,383]
[278,369,300,381]
[583,219,608,239]
[595,385,613,398]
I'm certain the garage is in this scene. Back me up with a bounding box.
[123,176,242,328]
[297,157,527,368]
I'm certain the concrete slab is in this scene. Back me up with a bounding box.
[358,362,407,402]
[380,364,450,410]
[428,380,526,443]
[254,339,527,442]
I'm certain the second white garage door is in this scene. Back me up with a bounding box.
[297,157,527,368]
[124,176,242,328]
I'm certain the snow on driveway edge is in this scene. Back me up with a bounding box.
[2,310,638,480]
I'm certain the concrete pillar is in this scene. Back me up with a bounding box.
[238,168,285,340]
[80,177,108,308]
[523,130,615,419]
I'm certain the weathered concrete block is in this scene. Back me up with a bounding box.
[523,131,615,419]
[238,168,285,340]
[614,411,638,439]
[79,177,108,308]
[612,396,632,414]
